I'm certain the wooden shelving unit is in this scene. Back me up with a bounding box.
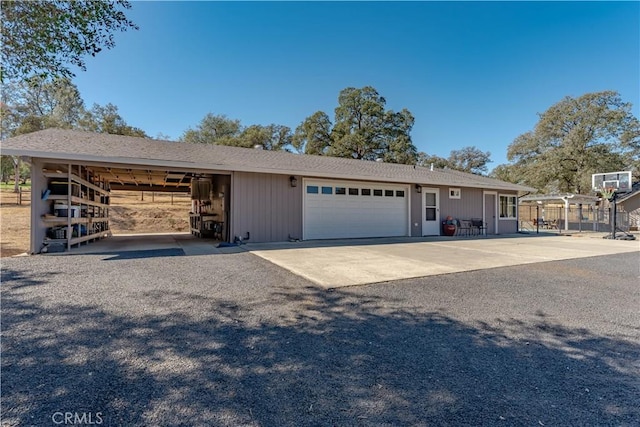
[42,166,111,252]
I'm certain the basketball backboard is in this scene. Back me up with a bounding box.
[592,171,632,193]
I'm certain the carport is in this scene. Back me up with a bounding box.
[28,158,232,254]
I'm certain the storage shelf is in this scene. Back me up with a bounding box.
[47,194,109,208]
[42,165,111,253]
[42,217,89,225]
[43,172,109,195]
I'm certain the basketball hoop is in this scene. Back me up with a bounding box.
[600,186,616,201]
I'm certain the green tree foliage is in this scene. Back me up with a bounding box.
[447,146,492,175]
[291,111,332,155]
[1,76,85,136]
[499,91,640,194]
[79,103,148,137]
[416,153,450,170]
[181,114,242,145]
[181,114,293,151]
[1,76,87,191]
[295,86,417,163]
[1,76,148,190]
[1,0,138,80]
[237,124,292,151]
[416,146,492,175]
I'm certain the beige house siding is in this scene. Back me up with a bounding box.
[439,186,484,221]
[620,194,640,230]
[231,172,302,243]
[410,186,422,237]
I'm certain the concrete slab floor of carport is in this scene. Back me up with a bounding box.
[246,234,640,289]
[66,233,244,256]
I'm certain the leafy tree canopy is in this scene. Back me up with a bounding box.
[181,113,293,151]
[1,0,138,80]
[416,146,492,175]
[495,91,640,194]
[1,75,148,190]
[294,86,418,164]
[291,111,332,155]
[447,146,492,175]
[79,103,147,137]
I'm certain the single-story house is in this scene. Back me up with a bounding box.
[1,129,535,254]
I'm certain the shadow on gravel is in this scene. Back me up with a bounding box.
[94,248,186,261]
[2,267,639,426]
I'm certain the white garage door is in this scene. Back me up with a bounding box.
[303,179,409,240]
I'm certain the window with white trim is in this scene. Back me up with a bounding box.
[449,188,461,199]
[499,195,517,219]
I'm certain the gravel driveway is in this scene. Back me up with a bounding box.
[2,250,639,426]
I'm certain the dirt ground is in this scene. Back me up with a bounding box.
[0,189,192,257]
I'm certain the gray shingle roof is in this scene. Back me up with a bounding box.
[1,128,535,192]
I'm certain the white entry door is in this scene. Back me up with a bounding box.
[422,188,440,235]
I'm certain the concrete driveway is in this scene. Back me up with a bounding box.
[247,234,639,288]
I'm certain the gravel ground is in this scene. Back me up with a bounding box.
[2,250,639,426]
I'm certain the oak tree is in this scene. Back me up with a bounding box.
[1,0,138,79]
[502,91,639,193]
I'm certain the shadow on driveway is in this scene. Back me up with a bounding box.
[2,265,638,426]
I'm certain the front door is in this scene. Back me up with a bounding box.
[422,188,440,235]
[484,192,497,234]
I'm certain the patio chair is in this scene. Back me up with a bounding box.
[470,218,486,236]
[456,219,472,236]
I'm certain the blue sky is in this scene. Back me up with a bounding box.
[71,1,640,170]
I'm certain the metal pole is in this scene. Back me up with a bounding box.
[536,205,539,234]
[611,194,617,239]
[578,203,582,232]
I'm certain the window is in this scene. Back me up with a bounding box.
[348,188,359,195]
[499,195,517,219]
[396,190,405,197]
[449,188,461,199]
[321,186,333,195]
[385,190,394,197]
[306,185,319,194]
[361,188,371,196]
[373,189,383,197]
[335,187,346,195]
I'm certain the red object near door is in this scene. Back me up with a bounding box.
[442,216,456,236]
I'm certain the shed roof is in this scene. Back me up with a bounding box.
[1,128,535,193]
[519,194,600,205]
[616,182,640,203]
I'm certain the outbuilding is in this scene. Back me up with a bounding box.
[1,129,534,254]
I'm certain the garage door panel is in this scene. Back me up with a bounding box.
[304,180,409,240]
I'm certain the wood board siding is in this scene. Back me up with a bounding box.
[498,218,518,234]
[231,172,302,243]
[439,187,484,221]
[410,186,422,237]
[620,195,640,230]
